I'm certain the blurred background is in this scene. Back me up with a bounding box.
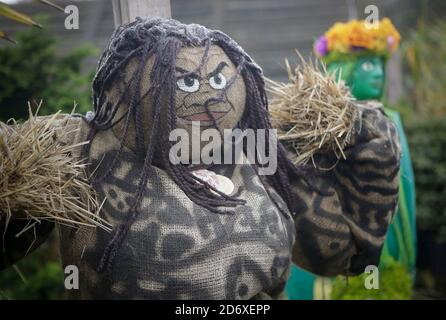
[0,0,445,299]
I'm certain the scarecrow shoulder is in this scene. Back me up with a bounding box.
[35,113,90,151]
[348,101,402,162]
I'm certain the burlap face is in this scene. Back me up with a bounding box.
[108,45,246,161]
[174,46,246,130]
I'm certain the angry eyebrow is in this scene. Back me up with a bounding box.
[175,67,201,79]
[207,62,228,78]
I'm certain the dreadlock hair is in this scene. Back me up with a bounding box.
[85,17,307,273]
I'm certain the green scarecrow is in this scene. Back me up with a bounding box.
[287,18,416,300]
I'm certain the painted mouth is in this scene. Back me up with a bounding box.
[181,111,229,122]
[369,81,383,90]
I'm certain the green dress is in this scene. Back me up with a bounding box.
[381,109,416,272]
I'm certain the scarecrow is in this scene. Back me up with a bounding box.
[0,18,401,299]
[286,18,416,299]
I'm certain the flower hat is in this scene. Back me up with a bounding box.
[314,18,400,63]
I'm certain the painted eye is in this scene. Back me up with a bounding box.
[362,61,374,72]
[209,72,227,90]
[177,76,200,93]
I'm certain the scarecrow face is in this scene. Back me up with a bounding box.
[350,56,385,100]
[327,56,385,101]
[109,45,246,161]
[174,45,246,131]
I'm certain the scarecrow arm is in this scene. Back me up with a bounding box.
[0,123,52,270]
[0,118,62,270]
[290,102,401,276]
[0,114,98,270]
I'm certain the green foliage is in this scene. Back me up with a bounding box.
[0,19,97,121]
[0,240,64,300]
[406,116,446,243]
[403,19,446,118]
[387,19,446,247]
[331,261,412,300]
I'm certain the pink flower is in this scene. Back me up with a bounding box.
[387,35,395,48]
[314,36,328,56]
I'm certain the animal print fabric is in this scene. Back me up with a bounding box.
[290,101,401,276]
[0,101,400,299]
[60,120,295,299]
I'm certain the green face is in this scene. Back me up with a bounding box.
[327,56,385,100]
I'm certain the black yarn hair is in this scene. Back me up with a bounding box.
[85,17,306,273]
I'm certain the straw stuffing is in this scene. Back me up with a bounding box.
[267,52,358,167]
[0,106,110,233]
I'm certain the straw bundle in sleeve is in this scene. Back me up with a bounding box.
[267,53,358,167]
[0,109,110,231]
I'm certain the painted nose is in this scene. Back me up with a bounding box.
[373,67,384,78]
[183,90,221,109]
